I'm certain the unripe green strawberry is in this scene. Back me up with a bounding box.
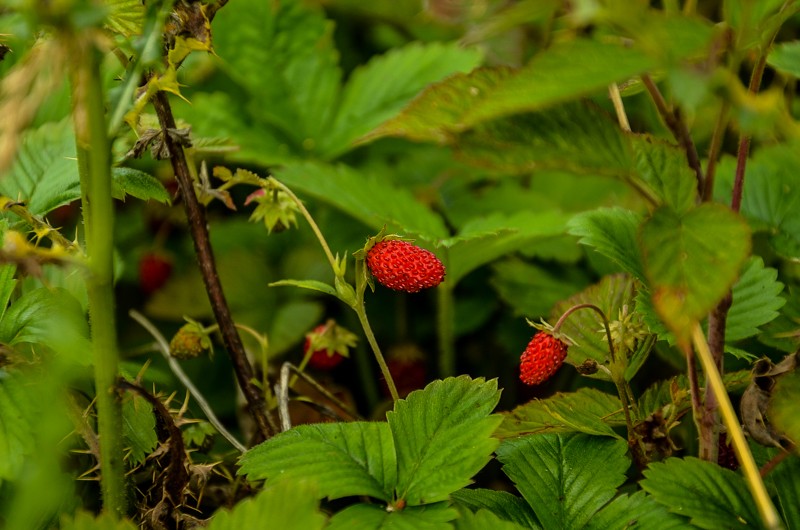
[304,321,357,371]
[366,240,445,293]
[519,331,568,385]
[169,320,212,360]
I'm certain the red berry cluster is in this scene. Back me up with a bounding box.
[519,331,568,386]
[366,240,445,293]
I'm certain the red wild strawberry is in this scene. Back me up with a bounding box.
[718,432,739,471]
[139,252,173,294]
[304,321,358,371]
[519,331,568,386]
[382,343,427,398]
[366,240,445,293]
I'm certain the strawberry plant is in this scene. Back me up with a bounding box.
[1,0,800,529]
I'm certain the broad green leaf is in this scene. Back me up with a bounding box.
[0,264,17,322]
[454,508,530,530]
[369,39,655,142]
[496,434,630,530]
[551,274,640,375]
[496,388,625,439]
[767,40,800,78]
[759,286,800,353]
[321,41,482,158]
[60,511,137,530]
[455,102,633,177]
[585,491,689,530]
[769,369,800,447]
[238,422,396,502]
[326,503,457,530]
[639,204,750,342]
[724,0,794,52]
[567,208,646,281]
[443,211,571,284]
[631,135,697,213]
[641,457,762,529]
[451,489,540,529]
[388,376,502,505]
[111,167,171,204]
[725,256,784,342]
[490,259,589,318]
[273,162,448,241]
[766,447,800,528]
[715,146,800,259]
[103,0,144,37]
[207,480,326,530]
[121,393,157,466]
[0,120,79,216]
[0,370,35,483]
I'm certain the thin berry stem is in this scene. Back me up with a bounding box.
[553,303,616,362]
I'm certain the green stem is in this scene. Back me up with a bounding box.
[69,40,126,515]
[355,304,399,402]
[690,324,782,530]
[437,283,456,378]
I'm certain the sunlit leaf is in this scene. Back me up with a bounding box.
[326,503,456,530]
[451,489,540,529]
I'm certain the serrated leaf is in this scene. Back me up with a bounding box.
[767,40,800,78]
[496,434,630,530]
[490,259,589,318]
[631,135,697,213]
[0,120,79,216]
[551,274,639,374]
[585,491,689,530]
[455,102,633,177]
[388,376,502,505]
[121,393,157,466]
[759,285,800,353]
[326,503,457,530]
[207,480,326,530]
[715,146,800,259]
[103,0,144,37]
[641,457,763,529]
[640,204,751,342]
[111,167,171,204]
[0,264,17,322]
[238,422,396,502]
[454,508,530,530]
[568,208,646,281]
[496,388,624,439]
[766,447,800,528]
[444,211,571,284]
[725,256,785,342]
[322,41,482,158]
[0,370,35,483]
[369,39,655,142]
[272,162,448,241]
[451,489,540,529]
[61,511,137,530]
[769,369,800,447]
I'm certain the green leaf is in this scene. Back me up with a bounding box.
[61,511,137,530]
[715,146,800,259]
[0,370,35,484]
[443,211,571,284]
[450,489,540,529]
[454,508,530,530]
[0,264,17,322]
[639,204,750,342]
[724,0,794,52]
[766,447,800,529]
[326,503,457,530]
[585,491,689,530]
[207,480,326,530]
[238,422,396,502]
[322,41,482,158]
[121,393,157,466]
[266,300,325,357]
[369,39,655,142]
[631,135,697,213]
[455,102,633,177]
[767,40,800,78]
[496,434,630,529]
[269,279,339,299]
[496,388,624,439]
[273,162,449,241]
[551,274,639,374]
[641,457,763,529]
[103,0,144,37]
[568,208,646,281]
[725,256,785,342]
[490,259,589,318]
[0,120,79,216]
[388,376,502,505]
[759,285,800,353]
[769,369,800,448]
[111,167,171,204]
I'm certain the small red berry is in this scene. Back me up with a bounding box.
[382,344,427,398]
[366,240,445,293]
[519,331,568,386]
[304,322,357,371]
[718,432,740,471]
[139,253,173,294]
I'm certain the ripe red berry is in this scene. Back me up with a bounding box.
[304,322,356,371]
[366,240,445,293]
[382,344,427,398]
[139,253,173,294]
[519,331,568,386]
